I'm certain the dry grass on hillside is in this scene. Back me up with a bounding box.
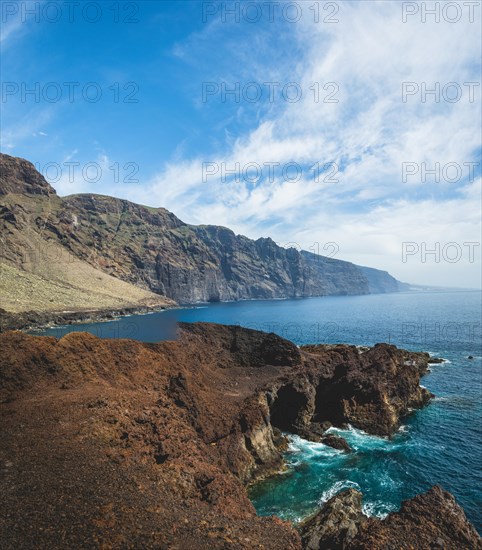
[0,259,173,314]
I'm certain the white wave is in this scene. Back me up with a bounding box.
[325,424,392,451]
[362,501,394,519]
[286,434,342,458]
[318,480,360,505]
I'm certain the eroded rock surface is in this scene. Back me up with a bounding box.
[0,323,478,549]
[300,486,482,550]
[300,489,366,549]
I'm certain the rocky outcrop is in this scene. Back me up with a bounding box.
[300,486,482,550]
[0,153,407,308]
[0,154,55,196]
[1,323,478,548]
[356,485,482,549]
[321,434,352,452]
[282,342,433,437]
[300,489,366,549]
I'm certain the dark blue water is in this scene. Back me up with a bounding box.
[34,290,482,532]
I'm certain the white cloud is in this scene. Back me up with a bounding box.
[125,1,480,287]
[0,107,54,150]
[6,1,478,287]
[53,152,114,197]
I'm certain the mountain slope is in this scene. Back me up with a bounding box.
[0,155,175,314]
[0,153,406,308]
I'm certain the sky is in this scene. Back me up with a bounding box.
[1,0,481,288]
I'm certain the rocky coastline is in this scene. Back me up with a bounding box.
[0,303,174,333]
[1,322,479,549]
[300,485,481,550]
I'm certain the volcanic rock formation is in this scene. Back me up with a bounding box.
[1,323,479,549]
[300,486,482,550]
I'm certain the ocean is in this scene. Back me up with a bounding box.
[34,290,482,532]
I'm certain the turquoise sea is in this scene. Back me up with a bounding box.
[35,290,482,532]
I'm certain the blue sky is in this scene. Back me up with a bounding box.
[1,0,481,287]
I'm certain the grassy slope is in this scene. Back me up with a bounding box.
[0,193,175,314]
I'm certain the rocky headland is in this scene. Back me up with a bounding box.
[0,323,479,549]
[0,153,407,320]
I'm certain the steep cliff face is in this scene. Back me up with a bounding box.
[0,154,174,314]
[55,193,371,302]
[0,324,479,549]
[358,265,408,294]
[0,153,405,307]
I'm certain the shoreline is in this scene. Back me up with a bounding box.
[0,303,177,333]
[0,324,479,548]
[2,287,480,334]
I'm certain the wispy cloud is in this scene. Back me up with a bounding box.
[0,0,45,46]
[125,1,480,287]
[2,1,480,287]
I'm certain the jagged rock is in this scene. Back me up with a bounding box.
[0,205,17,224]
[298,343,433,436]
[297,422,327,442]
[354,486,482,550]
[272,427,290,452]
[300,486,482,550]
[321,434,352,453]
[1,323,475,549]
[300,489,366,549]
[0,325,300,548]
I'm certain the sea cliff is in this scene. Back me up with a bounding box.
[1,153,406,314]
[0,323,479,549]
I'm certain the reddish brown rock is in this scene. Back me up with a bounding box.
[355,485,482,549]
[301,343,433,436]
[300,486,482,550]
[0,323,478,549]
